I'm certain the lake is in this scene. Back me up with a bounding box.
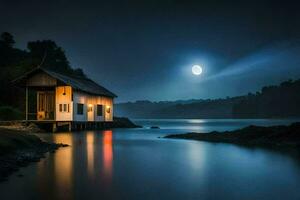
[1,119,300,200]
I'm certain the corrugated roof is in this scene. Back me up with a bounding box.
[14,67,117,98]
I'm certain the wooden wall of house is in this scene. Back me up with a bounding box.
[73,91,113,122]
[26,72,57,86]
[55,86,73,121]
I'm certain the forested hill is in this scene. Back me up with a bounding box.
[115,79,300,119]
[0,32,86,119]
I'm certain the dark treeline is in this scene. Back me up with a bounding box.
[115,79,300,119]
[0,32,86,120]
[232,79,300,118]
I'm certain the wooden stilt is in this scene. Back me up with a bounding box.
[52,123,57,133]
[68,122,72,132]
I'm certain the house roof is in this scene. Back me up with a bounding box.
[13,67,117,98]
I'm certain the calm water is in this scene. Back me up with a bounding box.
[1,119,300,200]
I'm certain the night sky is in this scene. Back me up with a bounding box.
[2,0,300,102]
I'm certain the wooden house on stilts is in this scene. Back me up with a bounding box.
[14,67,117,132]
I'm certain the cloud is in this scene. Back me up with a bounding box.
[203,40,300,82]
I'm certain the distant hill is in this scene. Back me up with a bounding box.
[115,79,300,119]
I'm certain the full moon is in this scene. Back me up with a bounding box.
[192,65,203,75]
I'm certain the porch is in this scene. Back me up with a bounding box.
[25,87,56,121]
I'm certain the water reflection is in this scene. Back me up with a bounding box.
[53,134,74,199]
[186,119,206,124]
[86,132,95,177]
[2,119,300,200]
[187,142,206,171]
[102,130,113,181]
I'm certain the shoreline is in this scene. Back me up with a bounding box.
[0,117,142,132]
[0,128,68,182]
[113,117,142,128]
[164,122,300,147]
[0,118,139,181]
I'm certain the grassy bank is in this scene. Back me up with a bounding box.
[164,122,300,147]
[0,128,67,181]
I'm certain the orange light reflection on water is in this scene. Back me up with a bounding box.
[53,134,73,198]
[86,132,95,177]
[103,130,113,179]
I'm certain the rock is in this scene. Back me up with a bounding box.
[57,143,69,147]
[0,121,44,132]
[164,122,300,147]
[112,117,142,128]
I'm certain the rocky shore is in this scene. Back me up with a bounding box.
[0,128,67,182]
[0,121,44,132]
[165,122,300,147]
[113,117,142,128]
[0,117,139,181]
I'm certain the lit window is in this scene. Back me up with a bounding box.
[88,104,93,112]
[59,104,69,112]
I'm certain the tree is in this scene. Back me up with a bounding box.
[26,40,86,77]
[73,68,86,77]
[27,40,71,72]
[0,32,15,47]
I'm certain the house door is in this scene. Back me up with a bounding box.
[37,91,55,120]
[87,104,94,121]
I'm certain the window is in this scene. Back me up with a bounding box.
[77,103,83,115]
[39,93,45,111]
[87,104,93,112]
[97,105,103,116]
[59,104,69,112]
